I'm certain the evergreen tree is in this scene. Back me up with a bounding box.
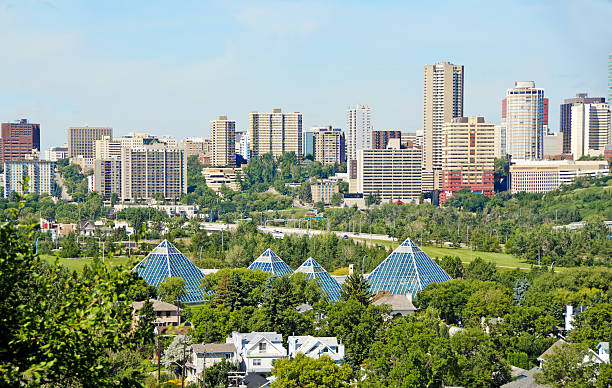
[340,273,372,306]
[214,273,230,308]
[225,272,246,311]
[512,278,530,305]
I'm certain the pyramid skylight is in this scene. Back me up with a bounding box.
[247,248,293,277]
[132,239,206,303]
[367,238,451,296]
[294,257,342,302]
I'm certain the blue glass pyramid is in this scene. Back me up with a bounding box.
[247,248,293,277]
[294,257,342,302]
[367,238,451,296]
[132,239,206,303]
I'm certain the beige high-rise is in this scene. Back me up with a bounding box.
[570,103,611,159]
[210,116,236,167]
[313,126,345,165]
[68,126,113,158]
[422,62,464,191]
[249,109,302,158]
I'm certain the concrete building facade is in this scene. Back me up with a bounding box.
[504,81,545,160]
[68,126,112,158]
[4,160,55,198]
[94,158,122,200]
[44,145,68,161]
[249,109,302,158]
[1,119,41,164]
[440,117,495,204]
[560,94,606,154]
[372,130,401,150]
[570,102,611,159]
[509,160,609,194]
[346,104,372,162]
[210,116,236,167]
[311,179,339,204]
[313,126,345,165]
[422,62,464,191]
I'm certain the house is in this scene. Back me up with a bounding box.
[481,317,504,334]
[595,342,609,364]
[538,339,610,367]
[184,343,237,384]
[287,336,344,364]
[79,221,96,237]
[500,366,546,388]
[226,332,287,374]
[130,299,180,327]
[372,291,417,317]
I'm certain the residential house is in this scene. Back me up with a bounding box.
[185,343,237,384]
[226,332,287,374]
[130,299,180,327]
[79,221,96,237]
[538,339,610,367]
[371,291,417,317]
[287,336,344,364]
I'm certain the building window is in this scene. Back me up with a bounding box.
[253,359,262,366]
[259,342,266,352]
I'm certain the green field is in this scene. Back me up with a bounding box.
[42,254,138,271]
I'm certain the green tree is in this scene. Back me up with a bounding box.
[534,342,597,388]
[464,287,512,324]
[225,272,247,311]
[161,335,191,379]
[204,358,238,387]
[272,353,352,388]
[340,273,372,306]
[58,233,81,258]
[331,192,344,207]
[465,257,498,282]
[134,299,156,345]
[439,256,464,279]
[157,277,186,304]
[569,303,612,349]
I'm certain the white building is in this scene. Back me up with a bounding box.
[226,331,287,374]
[185,343,238,384]
[509,160,609,194]
[543,132,563,157]
[494,124,507,158]
[287,336,345,364]
[202,167,241,192]
[3,160,56,198]
[44,145,69,161]
[346,104,372,163]
[504,81,546,160]
[235,131,249,161]
[570,102,611,159]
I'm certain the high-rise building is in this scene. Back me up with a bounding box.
[95,132,162,160]
[120,144,187,201]
[608,53,612,105]
[44,145,68,161]
[249,109,302,158]
[234,131,248,161]
[543,132,563,157]
[372,130,401,150]
[311,126,345,165]
[1,119,41,164]
[303,129,316,157]
[210,116,236,167]
[3,160,55,198]
[180,137,208,159]
[68,126,112,158]
[570,102,611,159]
[504,81,545,160]
[93,158,121,200]
[494,124,507,158]
[422,62,464,191]
[560,94,606,154]
[357,139,422,202]
[346,104,372,162]
[440,117,495,204]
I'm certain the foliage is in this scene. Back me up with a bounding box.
[157,277,186,304]
[534,342,597,388]
[438,256,464,278]
[272,353,352,388]
[568,303,612,349]
[340,273,372,306]
[161,335,191,377]
[204,358,237,387]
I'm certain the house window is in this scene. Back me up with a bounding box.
[166,311,170,317]
[225,353,231,359]
[259,343,266,352]
[253,359,262,366]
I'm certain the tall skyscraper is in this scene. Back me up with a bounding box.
[210,116,236,167]
[440,117,495,203]
[312,126,345,165]
[560,94,605,154]
[68,126,113,158]
[570,102,611,159]
[504,81,545,160]
[249,109,302,158]
[608,53,612,105]
[346,104,372,163]
[422,62,464,191]
[1,119,40,164]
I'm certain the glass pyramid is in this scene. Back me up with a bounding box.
[132,239,206,303]
[247,248,293,277]
[294,257,342,302]
[367,238,451,297]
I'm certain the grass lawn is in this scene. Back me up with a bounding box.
[42,254,138,272]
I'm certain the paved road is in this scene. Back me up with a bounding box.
[54,172,73,201]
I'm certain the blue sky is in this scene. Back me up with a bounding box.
[0,0,610,151]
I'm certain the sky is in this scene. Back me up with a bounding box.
[0,0,611,152]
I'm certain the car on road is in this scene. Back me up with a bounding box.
[343,235,349,239]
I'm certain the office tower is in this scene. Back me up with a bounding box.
[234,131,246,158]
[93,158,121,200]
[401,132,417,148]
[3,160,55,198]
[372,130,401,149]
[1,119,41,164]
[560,94,607,154]
[570,102,611,159]
[249,109,302,158]
[120,144,187,201]
[543,132,563,157]
[302,128,316,157]
[504,81,545,160]
[494,124,507,158]
[95,136,122,159]
[357,140,422,202]
[346,104,372,162]
[440,117,495,204]
[311,126,345,165]
[210,116,236,167]
[44,145,68,161]
[68,126,112,158]
[422,62,464,191]
[509,160,609,194]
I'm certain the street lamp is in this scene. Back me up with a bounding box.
[35,236,41,255]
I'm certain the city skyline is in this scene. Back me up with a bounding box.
[0,1,610,152]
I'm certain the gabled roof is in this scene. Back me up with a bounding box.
[244,335,287,356]
[366,238,451,296]
[372,292,417,312]
[132,239,206,303]
[294,257,342,302]
[247,249,293,277]
[289,335,343,361]
[131,298,178,312]
[538,339,567,361]
[191,343,236,354]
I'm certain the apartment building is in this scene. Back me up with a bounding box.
[422,62,464,191]
[440,117,495,204]
[120,144,187,201]
[504,81,545,160]
[181,137,211,159]
[570,102,611,159]
[235,132,248,161]
[249,109,302,158]
[311,180,339,204]
[312,126,345,165]
[494,125,507,158]
[372,130,401,150]
[560,94,606,154]
[93,158,122,200]
[509,160,609,194]
[210,116,236,167]
[357,139,422,202]
[1,119,41,164]
[3,160,55,198]
[346,104,372,163]
[68,126,113,158]
[44,145,68,161]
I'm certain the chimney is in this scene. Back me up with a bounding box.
[348,264,354,275]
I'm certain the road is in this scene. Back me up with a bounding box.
[54,172,73,201]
